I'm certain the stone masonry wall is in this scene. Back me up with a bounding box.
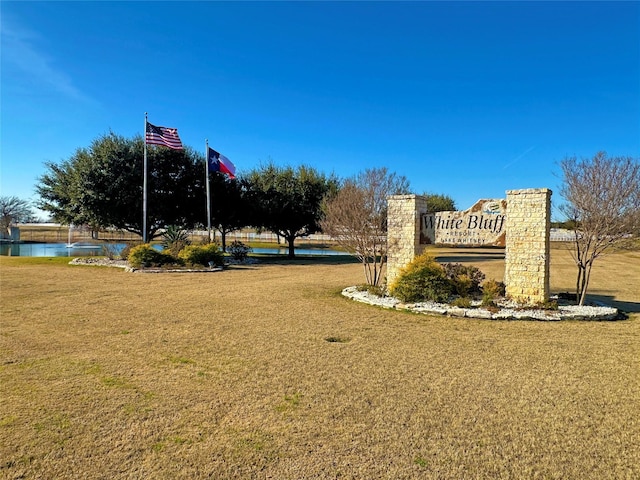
[504,188,552,304]
[387,195,427,286]
[387,189,552,305]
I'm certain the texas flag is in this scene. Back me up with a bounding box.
[207,147,236,179]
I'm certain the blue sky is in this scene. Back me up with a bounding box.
[1,1,639,219]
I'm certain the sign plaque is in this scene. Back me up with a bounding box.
[420,199,507,246]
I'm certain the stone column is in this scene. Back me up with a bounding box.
[386,195,427,286]
[504,188,552,305]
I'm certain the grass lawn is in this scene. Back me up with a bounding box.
[1,246,638,479]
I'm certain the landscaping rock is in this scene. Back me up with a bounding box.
[342,287,621,321]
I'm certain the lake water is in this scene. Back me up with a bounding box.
[0,242,346,257]
[250,247,345,256]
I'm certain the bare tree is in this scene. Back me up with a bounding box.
[559,152,640,305]
[1,196,35,237]
[321,167,410,286]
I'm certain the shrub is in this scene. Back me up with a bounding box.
[389,253,452,303]
[162,225,191,257]
[481,279,506,306]
[128,244,178,268]
[227,241,252,261]
[119,241,140,260]
[101,243,119,260]
[442,263,485,296]
[451,297,472,308]
[356,284,387,297]
[178,243,223,267]
[536,300,559,311]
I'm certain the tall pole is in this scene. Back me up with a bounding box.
[205,139,212,241]
[143,112,148,243]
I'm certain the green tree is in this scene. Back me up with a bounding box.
[244,163,338,258]
[421,192,456,212]
[208,172,249,251]
[0,196,35,236]
[37,132,206,239]
[559,152,640,305]
[37,152,101,230]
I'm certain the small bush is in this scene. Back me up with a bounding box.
[443,263,485,296]
[451,297,472,308]
[389,253,452,303]
[481,279,506,306]
[536,300,559,311]
[101,243,119,260]
[227,241,252,261]
[162,225,191,257]
[119,241,140,260]
[178,243,223,267]
[128,244,178,268]
[356,284,387,297]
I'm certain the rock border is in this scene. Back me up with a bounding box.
[341,286,621,321]
[68,256,258,272]
[69,258,131,269]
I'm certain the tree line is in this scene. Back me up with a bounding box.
[34,132,455,259]
[5,131,637,303]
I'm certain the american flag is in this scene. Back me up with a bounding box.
[145,122,183,150]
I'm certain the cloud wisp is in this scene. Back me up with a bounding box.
[1,16,92,103]
[503,145,536,170]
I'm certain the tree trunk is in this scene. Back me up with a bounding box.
[575,266,583,304]
[221,232,227,252]
[579,262,594,306]
[362,258,372,285]
[287,236,295,259]
[372,258,380,286]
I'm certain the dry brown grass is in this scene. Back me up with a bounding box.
[1,247,639,479]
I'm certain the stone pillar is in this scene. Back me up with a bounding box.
[387,195,427,286]
[504,188,552,305]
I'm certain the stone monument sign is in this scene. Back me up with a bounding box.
[420,199,507,246]
[387,188,552,305]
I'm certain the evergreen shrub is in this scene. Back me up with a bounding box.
[227,241,252,261]
[178,243,223,267]
[119,241,140,260]
[451,296,473,308]
[128,244,178,268]
[481,279,506,306]
[162,225,191,257]
[389,253,452,303]
[443,263,485,296]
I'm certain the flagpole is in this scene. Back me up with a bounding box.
[205,139,212,241]
[143,112,148,243]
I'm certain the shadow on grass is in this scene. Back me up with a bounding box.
[428,247,505,264]
[556,291,640,315]
[434,253,505,263]
[587,294,640,313]
[243,253,360,267]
